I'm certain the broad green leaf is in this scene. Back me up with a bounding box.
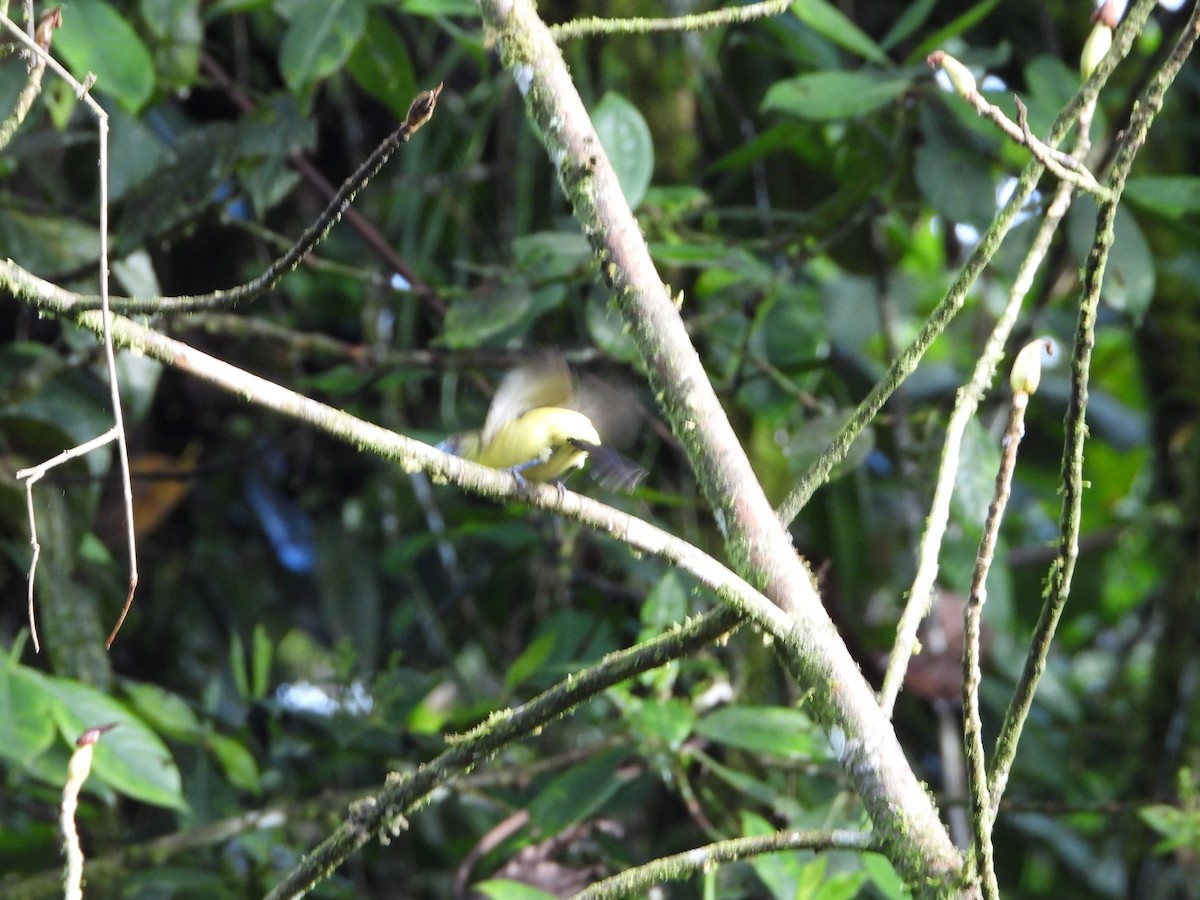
[793,0,889,64]
[881,0,939,51]
[279,0,368,95]
[690,749,808,820]
[504,628,558,690]
[473,881,557,900]
[952,415,1001,534]
[41,674,186,810]
[1,363,114,468]
[55,0,155,112]
[107,106,170,203]
[640,571,689,636]
[251,624,273,701]
[403,0,480,16]
[1125,176,1200,219]
[862,852,912,899]
[513,231,591,279]
[915,106,998,228]
[586,302,640,364]
[345,11,418,120]
[235,99,316,217]
[742,810,808,900]
[625,697,694,751]
[0,664,58,769]
[592,91,654,210]
[911,0,1003,61]
[119,679,200,740]
[206,0,271,16]
[526,745,629,837]
[1020,55,1079,139]
[0,210,101,275]
[206,732,262,794]
[762,71,911,121]
[1068,198,1156,322]
[694,706,824,761]
[442,281,566,348]
[141,0,204,90]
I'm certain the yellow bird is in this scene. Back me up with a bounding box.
[441,355,646,491]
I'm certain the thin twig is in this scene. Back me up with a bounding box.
[199,54,448,316]
[962,383,1034,900]
[928,51,1111,199]
[878,110,1095,719]
[61,83,444,314]
[988,0,1200,821]
[551,0,791,41]
[569,829,877,899]
[1,11,138,650]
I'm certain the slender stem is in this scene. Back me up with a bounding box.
[879,121,1091,718]
[988,0,1200,820]
[963,394,1028,900]
[551,0,791,41]
[570,829,876,900]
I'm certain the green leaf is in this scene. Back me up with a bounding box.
[1125,176,1200,219]
[230,631,251,701]
[41,674,186,809]
[742,810,807,900]
[526,745,629,837]
[911,0,1004,62]
[206,732,262,794]
[205,0,271,16]
[915,106,998,228]
[0,210,101,276]
[473,881,557,900]
[504,628,558,690]
[641,698,694,750]
[119,679,200,740]
[345,11,418,121]
[592,91,654,209]
[694,706,825,761]
[762,71,911,121]
[640,571,690,636]
[792,0,889,64]
[1,362,114,469]
[251,624,274,701]
[235,99,317,216]
[881,0,939,51]
[402,0,480,16]
[691,749,808,821]
[442,281,566,348]
[1068,197,1156,322]
[279,0,368,96]
[55,0,155,112]
[861,853,912,899]
[141,0,204,90]
[0,664,58,769]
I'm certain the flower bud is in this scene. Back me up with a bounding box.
[1081,23,1113,82]
[1010,338,1058,396]
[928,51,977,99]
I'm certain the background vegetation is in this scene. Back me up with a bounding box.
[2,0,1199,897]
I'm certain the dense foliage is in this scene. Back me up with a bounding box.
[2,0,1200,897]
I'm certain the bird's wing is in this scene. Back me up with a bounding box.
[481,353,575,443]
[573,372,643,450]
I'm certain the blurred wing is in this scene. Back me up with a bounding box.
[569,439,647,492]
[573,373,643,450]
[482,353,575,443]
